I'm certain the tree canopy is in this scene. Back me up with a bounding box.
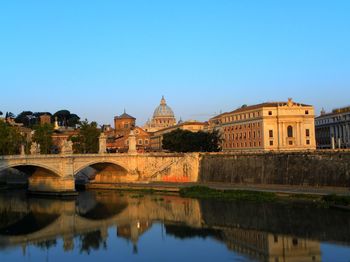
[70,120,100,154]
[32,123,54,154]
[0,122,24,155]
[162,129,221,152]
[53,110,80,127]
[12,109,80,128]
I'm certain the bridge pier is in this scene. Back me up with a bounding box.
[28,176,77,196]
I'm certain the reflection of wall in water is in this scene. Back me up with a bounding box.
[221,228,321,262]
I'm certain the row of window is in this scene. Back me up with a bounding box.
[222,111,262,123]
[224,130,261,140]
[223,122,261,131]
[316,114,350,125]
[268,140,310,146]
[155,119,174,124]
[125,139,149,145]
[225,141,262,148]
[268,127,310,138]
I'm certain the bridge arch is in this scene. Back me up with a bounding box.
[0,163,61,178]
[74,161,131,184]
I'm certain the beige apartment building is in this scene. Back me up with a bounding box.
[209,98,316,151]
[150,121,208,150]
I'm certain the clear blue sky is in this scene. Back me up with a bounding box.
[1,0,349,125]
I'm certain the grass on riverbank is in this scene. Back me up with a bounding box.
[179,186,350,208]
[322,194,350,206]
[179,186,277,202]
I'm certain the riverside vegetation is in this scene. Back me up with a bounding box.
[179,186,350,208]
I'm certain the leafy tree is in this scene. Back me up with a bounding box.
[15,111,36,127]
[5,112,15,119]
[70,120,100,153]
[0,111,3,116]
[67,113,80,127]
[53,110,71,127]
[0,122,24,155]
[162,129,221,152]
[53,110,80,127]
[32,123,54,154]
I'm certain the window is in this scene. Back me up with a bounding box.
[305,110,309,115]
[138,139,143,145]
[306,140,310,145]
[287,126,293,138]
[124,123,129,128]
[145,139,149,145]
[270,141,273,146]
[292,238,298,246]
[269,130,273,138]
[289,141,293,145]
[268,111,272,115]
[306,129,310,137]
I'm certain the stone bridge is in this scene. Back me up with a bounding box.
[0,153,200,194]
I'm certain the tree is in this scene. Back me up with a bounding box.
[32,123,54,154]
[5,112,15,119]
[162,129,221,152]
[70,120,100,154]
[67,113,80,127]
[15,111,35,127]
[53,110,80,127]
[0,111,3,116]
[0,122,24,155]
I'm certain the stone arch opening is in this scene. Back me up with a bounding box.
[0,164,61,189]
[75,162,129,187]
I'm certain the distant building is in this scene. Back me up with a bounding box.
[143,96,177,132]
[209,98,316,151]
[39,114,51,125]
[315,106,350,149]
[150,120,208,151]
[106,111,151,152]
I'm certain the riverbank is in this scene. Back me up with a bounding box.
[86,181,350,196]
[85,182,350,209]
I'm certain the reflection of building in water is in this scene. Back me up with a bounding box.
[117,221,152,244]
[117,221,152,253]
[221,228,321,262]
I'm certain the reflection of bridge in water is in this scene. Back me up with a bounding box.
[2,191,350,261]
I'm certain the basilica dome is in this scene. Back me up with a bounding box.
[153,96,175,118]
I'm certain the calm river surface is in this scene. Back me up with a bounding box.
[0,190,350,262]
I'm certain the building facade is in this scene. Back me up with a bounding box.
[143,96,177,132]
[150,121,208,151]
[106,111,151,152]
[209,98,316,151]
[315,106,350,149]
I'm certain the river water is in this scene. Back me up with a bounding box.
[0,190,349,262]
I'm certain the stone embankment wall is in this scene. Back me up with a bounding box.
[199,151,350,187]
